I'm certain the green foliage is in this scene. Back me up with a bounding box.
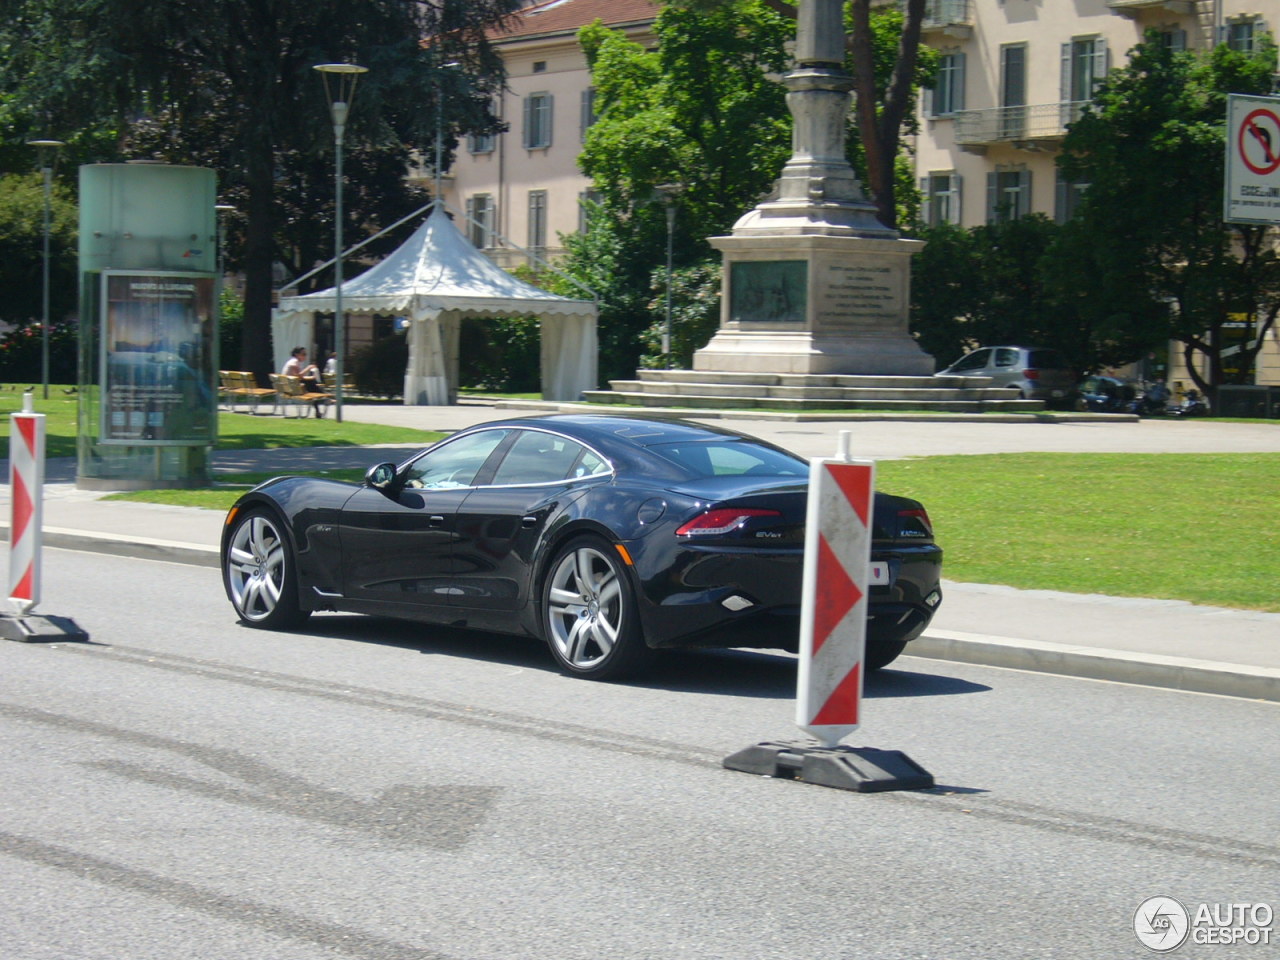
[218,287,243,372]
[0,321,78,383]
[458,315,542,393]
[351,331,408,399]
[0,172,78,328]
[1058,34,1280,389]
[640,260,722,370]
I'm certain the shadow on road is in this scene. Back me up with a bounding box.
[289,615,990,700]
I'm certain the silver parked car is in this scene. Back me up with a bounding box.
[936,346,1076,404]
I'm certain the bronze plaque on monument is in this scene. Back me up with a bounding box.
[729,260,807,324]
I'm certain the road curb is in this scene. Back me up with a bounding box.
[39,526,220,569]
[912,629,1280,703]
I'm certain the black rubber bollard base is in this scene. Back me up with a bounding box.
[0,614,90,643]
[724,740,934,793]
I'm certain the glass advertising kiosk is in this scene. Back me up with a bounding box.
[77,164,218,489]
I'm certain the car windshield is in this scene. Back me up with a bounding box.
[646,440,807,478]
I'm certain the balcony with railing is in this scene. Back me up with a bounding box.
[922,0,974,37]
[953,101,1091,149]
[1107,0,1196,18]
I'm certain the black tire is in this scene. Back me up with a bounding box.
[864,638,909,672]
[223,508,310,630]
[540,535,653,681]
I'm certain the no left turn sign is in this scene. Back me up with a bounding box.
[1238,107,1280,176]
[1226,94,1280,226]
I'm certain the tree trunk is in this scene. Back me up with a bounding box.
[239,153,277,386]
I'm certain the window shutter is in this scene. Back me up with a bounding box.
[523,96,534,148]
[580,88,595,141]
[1019,169,1032,219]
[919,177,931,224]
[1060,42,1072,103]
[1092,37,1108,96]
[986,172,998,224]
[950,174,962,225]
[542,94,554,147]
[954,53,966,112]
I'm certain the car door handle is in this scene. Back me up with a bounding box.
[522,515,539,528]
[429,515,445,527]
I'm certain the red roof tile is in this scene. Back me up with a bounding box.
[494,0,660,41]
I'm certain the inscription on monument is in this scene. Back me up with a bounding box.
[730,260,807,324]
[816,262,902,329]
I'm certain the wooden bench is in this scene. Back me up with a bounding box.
[221,371,277,414]
[271,373,330,418]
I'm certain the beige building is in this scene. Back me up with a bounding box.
[441,0,659,269]
[910,0,1277,391]
[445,0,1277,390]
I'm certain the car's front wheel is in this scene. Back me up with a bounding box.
[224,508,309,630]
[541,536,652,680]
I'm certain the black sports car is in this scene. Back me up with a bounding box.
[221,414,942,680]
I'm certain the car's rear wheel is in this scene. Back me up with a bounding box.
[865,637,909,671]
[542,536,652,680]
[224,509,309,630]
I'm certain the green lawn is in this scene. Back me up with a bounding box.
[876,452,1280,612]
[6,386,1276,610]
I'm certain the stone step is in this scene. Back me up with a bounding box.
[582,390,1045,413]
[608,380,1017,402]
[634,369,988,390]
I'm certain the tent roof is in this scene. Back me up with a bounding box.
[276,204,595,320]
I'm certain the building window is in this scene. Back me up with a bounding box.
[466,194,495,248]
[469,130,496,154]
[523,92,553,149]
[578,189,602,234]
[1225,18,1261,53]
[986,167,1031,223]
[1055,170,1088,224]
[532,60,547,73]
[580,88,597,142]
[1000,44,1027,139]
[1061,36,1108,106]
[929,53,965,117]
[921,172,961,226]
[527,190,547,254]
[1159,28,1187,53]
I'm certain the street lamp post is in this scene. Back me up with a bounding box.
[27,139,65,399]
[654,183,683,368]
[313,62,368,423]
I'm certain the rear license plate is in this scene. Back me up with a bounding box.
[869,561,890,585]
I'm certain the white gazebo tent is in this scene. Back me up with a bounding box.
[273,204,598,405]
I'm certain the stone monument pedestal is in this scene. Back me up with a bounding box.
[696,233,933,376]
[690,0,934,379]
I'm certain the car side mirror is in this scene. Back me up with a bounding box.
[365,462,401,494]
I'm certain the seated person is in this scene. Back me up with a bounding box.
[281,346,325,417]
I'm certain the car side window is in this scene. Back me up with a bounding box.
[994,348,1019,367]
[404,430,508,489]
[951,349,990,372]
[490,431,598,485]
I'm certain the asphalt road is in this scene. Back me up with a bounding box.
[2,549,1277,959]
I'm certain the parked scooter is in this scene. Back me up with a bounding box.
[1128,379,1171,417]
[1168,388,1209,417]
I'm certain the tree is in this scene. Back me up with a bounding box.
[0,172,77,329]
[0,0,520,381]
[676,0,933,230]
[1059,35,1280,391]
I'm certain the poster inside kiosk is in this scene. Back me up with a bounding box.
[100,272,216,445]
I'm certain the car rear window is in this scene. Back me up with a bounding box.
[1027,349,1068,369]
[647,440,807,478]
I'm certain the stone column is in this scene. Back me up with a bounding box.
[694,0,934,376]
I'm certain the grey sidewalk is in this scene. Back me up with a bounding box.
[6,404,1279,702]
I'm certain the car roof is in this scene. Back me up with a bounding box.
[448,414,799,479]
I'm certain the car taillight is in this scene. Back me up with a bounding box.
[1024,368,1040,380]
[897,507,933,537]
[676,508,782,537]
